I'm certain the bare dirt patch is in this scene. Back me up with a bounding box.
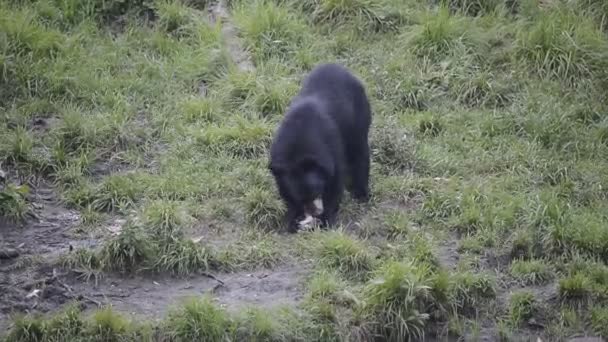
[436,231,460,271]
[208,0,254,72]
[0,181,93,330]
[60,264,309,321]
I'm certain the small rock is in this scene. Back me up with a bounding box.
[107,219,126,236]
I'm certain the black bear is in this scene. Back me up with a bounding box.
[268,63,372,233]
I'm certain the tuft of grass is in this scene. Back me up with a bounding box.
[165,296,231,341]
[382,209,411,239]
[154,239,213,276]
[315,231,375,280]
[566,210,608,261]
[418,114,444,138]
[253,74,297,117]
[371,118,418,175]
[62,180,96,209]
[361,261,441,341]
[449,271,496,315]
[5,314,47,342]
[45,304,86,339]
[53,158,88,188]
[300,0,387,29]
[515,8,608,86]
[404,6,475,58]
[558,273,592,304]
[440,0,501,17]
[405,234,441,270]
[89,306,131,340]
[452,71,516,108]
[575,0,608,31]
[154,0,195,35]
[590,306,608,337]
[54,108,99,153]
[509,259,553,285]
[60,247,103,282]
[457,235,485,254]
[0,6,64,60]
[508,291,536,326]
[100,223,155,273]
[244,187,284,231]
[180,96,223,123]
[234,307,285,341]
[0,181,31,222]
[3,126,34,164]
[545,307,584,340]
[306,270,344,301]
[78,204,104,227]
[302,269,360,326]
[142,199,193,242]
[217,232,284,271]
[419,180,460,222]
[195,121,273,158]
[509,229,537,260]
[92,174,144,212]
[233,0,309,63]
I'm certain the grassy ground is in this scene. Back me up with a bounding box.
[1,0,608,340]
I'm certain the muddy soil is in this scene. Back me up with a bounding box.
[0,180,92,331]
[0,172,306,331]
[0,178,309,331]
[61,265,309,321]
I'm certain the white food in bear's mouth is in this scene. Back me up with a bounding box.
[298,197,323,230]
[313,198,323,214]
[298,214,315,229]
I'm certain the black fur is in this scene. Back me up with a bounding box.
[268,63,372,233]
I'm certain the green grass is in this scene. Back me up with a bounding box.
[99,222,156,273]
[3,0,608,340]
[508,290,536,326]
[233,0,311,64]
[360,260,445,340]
[515,7,608,87]
[449,271,496,316]
[164,296,231,341]
[217,231,285,271]
[312,230,376,280]
[509,259,553,285]
[0,181,31,222]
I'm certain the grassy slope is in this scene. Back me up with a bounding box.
[2,0,608,340]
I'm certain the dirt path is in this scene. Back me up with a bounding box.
[208,0,254,72]
[0,181,95,330]
[66,265,308,319]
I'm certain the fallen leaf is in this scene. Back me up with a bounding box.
[26,289,41,299]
